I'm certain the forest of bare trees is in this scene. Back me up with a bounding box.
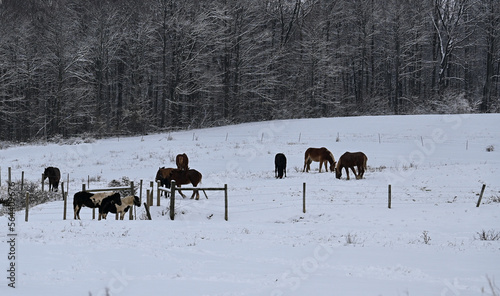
[0,0,499,141]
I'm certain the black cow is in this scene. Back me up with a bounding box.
[43,167,61,192]
[100,195,141,220]
[275,153,287,179]
[73,191,121,220]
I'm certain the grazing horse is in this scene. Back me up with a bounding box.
[73,191,121,220]
[176,153,189,171]
[335,152,368,180]
[100,195,141,220]
[274,153,287,179]
[303,147,336,173]
[169,169,203,200]
[155,167,175,188]
[43,167,61,192]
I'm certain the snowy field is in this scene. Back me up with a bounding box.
[1,114,500,296]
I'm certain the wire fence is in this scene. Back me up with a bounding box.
[228,182,495,215]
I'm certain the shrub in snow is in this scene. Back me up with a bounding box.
[476,230,500,241]
[0,181,59,216]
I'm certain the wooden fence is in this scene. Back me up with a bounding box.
[2,166,489,222]
[156,180,228,221]
[64,182,136,220]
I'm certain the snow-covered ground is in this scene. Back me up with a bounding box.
[1,114,499,296]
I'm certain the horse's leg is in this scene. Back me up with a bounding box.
[319,160,323,173]
[357,165,364,179]
[345,167,350,180]
[74,204,82,220]
[178,189,186,198]
[351,166,359,179]
[193,188,200,200]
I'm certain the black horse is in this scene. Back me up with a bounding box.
[274,153,287,179]
[43,167,61,192]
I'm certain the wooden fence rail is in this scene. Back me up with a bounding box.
[157,181,228,221]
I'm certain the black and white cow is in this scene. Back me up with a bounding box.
[100,195,141,220]
[73,191,121,220]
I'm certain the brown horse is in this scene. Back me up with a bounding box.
[155,167,175,188]
[335,152,367,180]
[169,169,203,200]
[176,153,189,170]
[303,147,336,173]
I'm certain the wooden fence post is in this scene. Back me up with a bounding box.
[303,182,306,213]
[156,182,161,206]
[388,184,392,209]
[21,171,24,191]
[170,180,176,220]
[224,184,228,221]
[62,182,67,220]
[156,181,161,200]
[143,202,152,220]
[25,192,29,222]
[476,184,486,207]
[129,181,134,220]
[8,167,11,185]
[137,179,143,220]
[41,173,45,191]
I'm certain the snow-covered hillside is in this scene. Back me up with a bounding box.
[1,114,499,296]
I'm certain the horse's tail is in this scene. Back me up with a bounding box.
[195,171,202,185]
[363,154,368,170]
[303,150,309,172]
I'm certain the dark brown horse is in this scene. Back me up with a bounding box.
[155,167,175,188]
[275,153,287,179]
[169,169,203,200]
[335,152,367,180]
[43,167,61,192]
[303,147,336,173]
[175,153,189,170]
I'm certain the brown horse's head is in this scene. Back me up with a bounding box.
[335,167,342,179]
[335,159,342,179]
[327,152,336,173]
[156,167,173,188]
[331,161,337,174]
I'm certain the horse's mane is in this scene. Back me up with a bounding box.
[336,156,342,170]
[328,151,335,164]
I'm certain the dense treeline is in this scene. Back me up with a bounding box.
[0,0,499,141]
